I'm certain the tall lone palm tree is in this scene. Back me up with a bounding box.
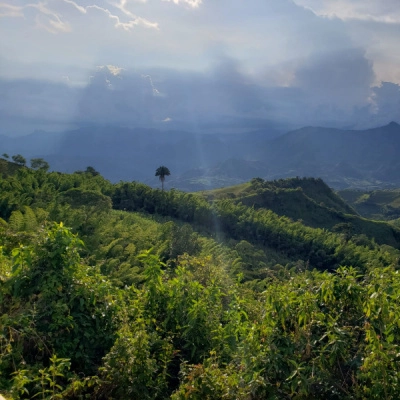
[155,166,171,191]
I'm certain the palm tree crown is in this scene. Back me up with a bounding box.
[155,166,171,191]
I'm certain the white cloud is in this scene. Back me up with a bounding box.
[86,4,158,31]
[162,0,202,8]
[0,1,71,33]
[0,3,24,17]
[98,65,125,76]
[31,2,71,33]
[112,0,148,18]
[62,0,86,14]
[293,0,400,24]
[63,0,159,31]
[0,0,158,33]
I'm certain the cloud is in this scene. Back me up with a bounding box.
[84,3,158,31]
[0,1,71,33]
[62,0,86,14]
[31,2,71,33]
[63,0,159,31]
[75,67,163,125]
[71,57,374,130]
[0,77,80,136]
[97,65,125,76]
[293,0,400,24]
[112,0,148,18]
[0,0,158,33]
[0,3,24,17]
[2,0,397,85]
[1,0,399,133]
[162,0,202,8]
[370,82,400,121]
[294,48,375,109]
[0,60,398,137]
[0,2,70,33]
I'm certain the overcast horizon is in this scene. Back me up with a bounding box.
[1,0,400,136]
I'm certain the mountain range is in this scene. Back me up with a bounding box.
[1,121,399,190]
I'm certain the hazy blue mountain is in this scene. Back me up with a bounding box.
[1,122,399,190]
[260,121,400,188]
[0,125,282,183]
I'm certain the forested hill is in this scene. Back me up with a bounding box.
[200,176,357,215]
[256,121,400,189]
[199,177,400,248]
[1,163,400,398]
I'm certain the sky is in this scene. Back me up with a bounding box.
[1,0,400,135]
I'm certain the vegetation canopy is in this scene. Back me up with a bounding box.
[0,160,400,399]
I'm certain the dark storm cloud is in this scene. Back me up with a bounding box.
[0,77,79,135]
[0,54,398,137]
[71,61,269,130]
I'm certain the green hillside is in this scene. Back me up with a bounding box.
[200,177,356,214]
[1,161,400,399]
[200,177,400,248]
[339,188,400,221]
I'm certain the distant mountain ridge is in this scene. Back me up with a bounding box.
[1,121,399,190]
[175,121,400,190]
[262,121,400,188]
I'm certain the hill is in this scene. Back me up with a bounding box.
[259,121,400,189]
[172,122,400,190]
[199,177,400,248]
[338,188,400,220]
[2,121,400,190]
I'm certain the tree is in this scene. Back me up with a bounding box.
[155,166,171,191]
[30,158,50,171]
[2,153,9,159]
[12,154,26,166]
[85,166,100,176]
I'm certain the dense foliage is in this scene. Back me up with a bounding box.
[1,163,400,398]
